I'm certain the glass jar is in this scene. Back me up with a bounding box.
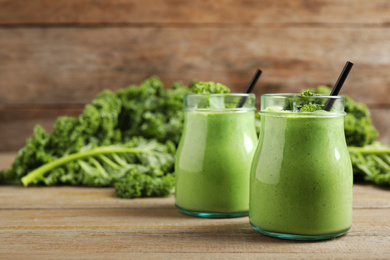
[175,94,258,218]
[250,94,353,240]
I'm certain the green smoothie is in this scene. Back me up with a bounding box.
[250,111,353,239]
[175,110,257,217]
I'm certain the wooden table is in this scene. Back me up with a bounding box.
[1,154,390,259]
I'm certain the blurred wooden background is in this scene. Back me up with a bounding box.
[0,0,389,152]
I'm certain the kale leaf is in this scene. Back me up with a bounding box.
[18,137,175,198]
[282,89,326,112]
[349,143,390,185]
[0,77,190,198]
[190,81,230,94]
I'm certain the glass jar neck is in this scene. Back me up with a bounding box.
[260,94,345,116]
[184,94,256,112]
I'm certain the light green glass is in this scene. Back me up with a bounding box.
[250,94,353,240]
[175,94,258,218]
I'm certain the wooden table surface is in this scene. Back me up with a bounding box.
[1,153,390,259]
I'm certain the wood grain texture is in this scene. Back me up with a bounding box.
[1,27,390,105]
[0,184,390,259]
[0,184,388,209]
[370,108,390,145]
[0,152,17,170]
[0,0,390,25]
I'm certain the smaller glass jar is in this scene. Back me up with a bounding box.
[175,94,258,218]
[250,94,353,240]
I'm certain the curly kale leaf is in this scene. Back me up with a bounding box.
[189,81,232,109]
[299,89,319,97]
[0,126,52,185]
[344,96,379,147]
[114,168,174,198]
[20,137,175,198]
[1,77,187,197]
[349,143,390,185]
[1,89,124,185]
[117,77,191,145]
[300,103,324,112]
[190,81,230,94]
[282,90,326,112]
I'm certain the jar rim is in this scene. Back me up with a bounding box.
[260,93,345,115]
[184,108,256,112]
[185,93,255,97]
[184,93,256,111]
[259,110,346,117]
[261,93,344,99]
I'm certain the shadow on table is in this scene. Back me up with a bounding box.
[171,222,344,245]
[123,207,190,219]
[117,208,334,242]
[95,206,346,246]
[354,181,390,191]
[93,204,194,219]
[96,200,348,244]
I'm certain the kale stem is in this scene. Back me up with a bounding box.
[21,146,153,186]
[348,147,390,155]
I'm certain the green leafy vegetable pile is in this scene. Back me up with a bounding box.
[0,77,191,198]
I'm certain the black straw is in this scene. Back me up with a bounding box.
[237,69,262,108]
[323,61,353,111]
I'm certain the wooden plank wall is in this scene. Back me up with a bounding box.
[0,0,389,152]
